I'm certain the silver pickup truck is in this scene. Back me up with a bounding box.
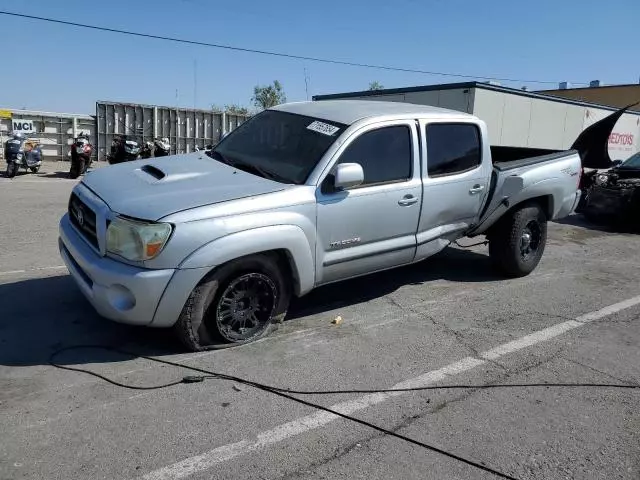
[59,100,584,351]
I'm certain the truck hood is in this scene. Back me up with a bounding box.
[81,152,288,220]
[571,102,640,170]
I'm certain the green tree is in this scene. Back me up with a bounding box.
[224,104,250,116]
[252,80,287,110]
[368,81,384,91]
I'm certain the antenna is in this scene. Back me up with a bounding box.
[193,59,197,109]
[304,68,310,100]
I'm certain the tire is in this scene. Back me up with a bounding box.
[29,166,40,173]
[6,163,18,178]
[69,163,80,179]
[173,253,291,352]
[489,203,547,278]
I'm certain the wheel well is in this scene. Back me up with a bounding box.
[507,195,553,220]
[200,249,299,296]
[487,195,553,238]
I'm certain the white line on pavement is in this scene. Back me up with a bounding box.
[138,294,640,480]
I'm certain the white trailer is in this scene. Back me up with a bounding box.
[313,82,640,161]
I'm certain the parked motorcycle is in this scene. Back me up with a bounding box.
[4,133,43,178]
[140,141,154,159]
[69,133,93,179]
[107,135,141,164]
[153,137,171,157]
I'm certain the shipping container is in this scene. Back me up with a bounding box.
[0,108,95,161]
[95,101,250,162]
[313,82,640,161]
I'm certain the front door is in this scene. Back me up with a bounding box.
[315,120,422,285]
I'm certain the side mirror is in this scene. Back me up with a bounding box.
[333,163,364,190]
[612,159,623,167]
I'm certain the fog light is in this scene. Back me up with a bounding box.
[106,284,136,311]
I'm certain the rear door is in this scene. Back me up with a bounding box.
[415,120,491,260]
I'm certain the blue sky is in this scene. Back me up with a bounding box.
[1,0,638,114]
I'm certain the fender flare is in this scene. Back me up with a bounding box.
[178,224,315,296]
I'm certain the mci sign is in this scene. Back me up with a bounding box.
[12,119,36,134]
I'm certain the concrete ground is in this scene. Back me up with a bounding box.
[1,161,639,480]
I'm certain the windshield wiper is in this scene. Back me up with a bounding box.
[208,149,231,165]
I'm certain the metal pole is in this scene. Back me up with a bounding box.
[193,60,197,109]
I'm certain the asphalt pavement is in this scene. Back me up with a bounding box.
[1,161,639,480]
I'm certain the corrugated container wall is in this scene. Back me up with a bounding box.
[96,102,250,161]
[0,109,95,161]
[472,88,640,160]
[314,83,640,162]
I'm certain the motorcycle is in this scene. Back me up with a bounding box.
[107,135,141,164]
[153,137,171,157]
[69,133,93,179]
[140,141,154,159]
[4,133,42,178]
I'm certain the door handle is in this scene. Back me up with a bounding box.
[469,184,485,194]
[398,194,418,206]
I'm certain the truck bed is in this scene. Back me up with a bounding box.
[490,146,572,171]
[468,148,583,237]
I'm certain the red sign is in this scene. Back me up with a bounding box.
[608,132,634,146]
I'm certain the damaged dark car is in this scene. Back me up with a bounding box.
[579,152,640,230]
[566,101,640,231]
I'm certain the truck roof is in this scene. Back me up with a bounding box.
[271,100,474,125]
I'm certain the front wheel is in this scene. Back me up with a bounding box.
[174,254,290,351]
[6,162,18,178]
[489,203,547,277]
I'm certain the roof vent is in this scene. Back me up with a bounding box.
[559,82,570,90]
[589,80,601,88]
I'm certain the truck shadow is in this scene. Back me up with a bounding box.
[0,274,177,367]
[0,247,497,367]
[288,246,499,320]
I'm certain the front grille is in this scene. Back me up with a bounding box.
[68,192,99,249]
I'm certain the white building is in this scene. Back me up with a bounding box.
[313,82,640,161]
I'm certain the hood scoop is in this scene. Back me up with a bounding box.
[140,164,166,180]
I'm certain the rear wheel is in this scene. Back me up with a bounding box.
[6,163,18,178]
[489,203,547,277]
[29,166,40,173]
[69,157,84,179]
[173,254,290,352]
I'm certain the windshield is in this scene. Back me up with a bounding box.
[620,151,640,168]
[211,110,347,184]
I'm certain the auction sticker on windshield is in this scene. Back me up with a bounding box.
[307,121,340,136]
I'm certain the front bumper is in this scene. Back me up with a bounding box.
[58,213,175,326]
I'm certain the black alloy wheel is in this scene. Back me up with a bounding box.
[213,273,278,342]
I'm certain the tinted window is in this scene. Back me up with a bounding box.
[426,124,481,176]
[337,125,412,186]
[213,110,347,184]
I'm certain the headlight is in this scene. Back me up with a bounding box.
[106,216,172,261]
[16,153,23,159]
